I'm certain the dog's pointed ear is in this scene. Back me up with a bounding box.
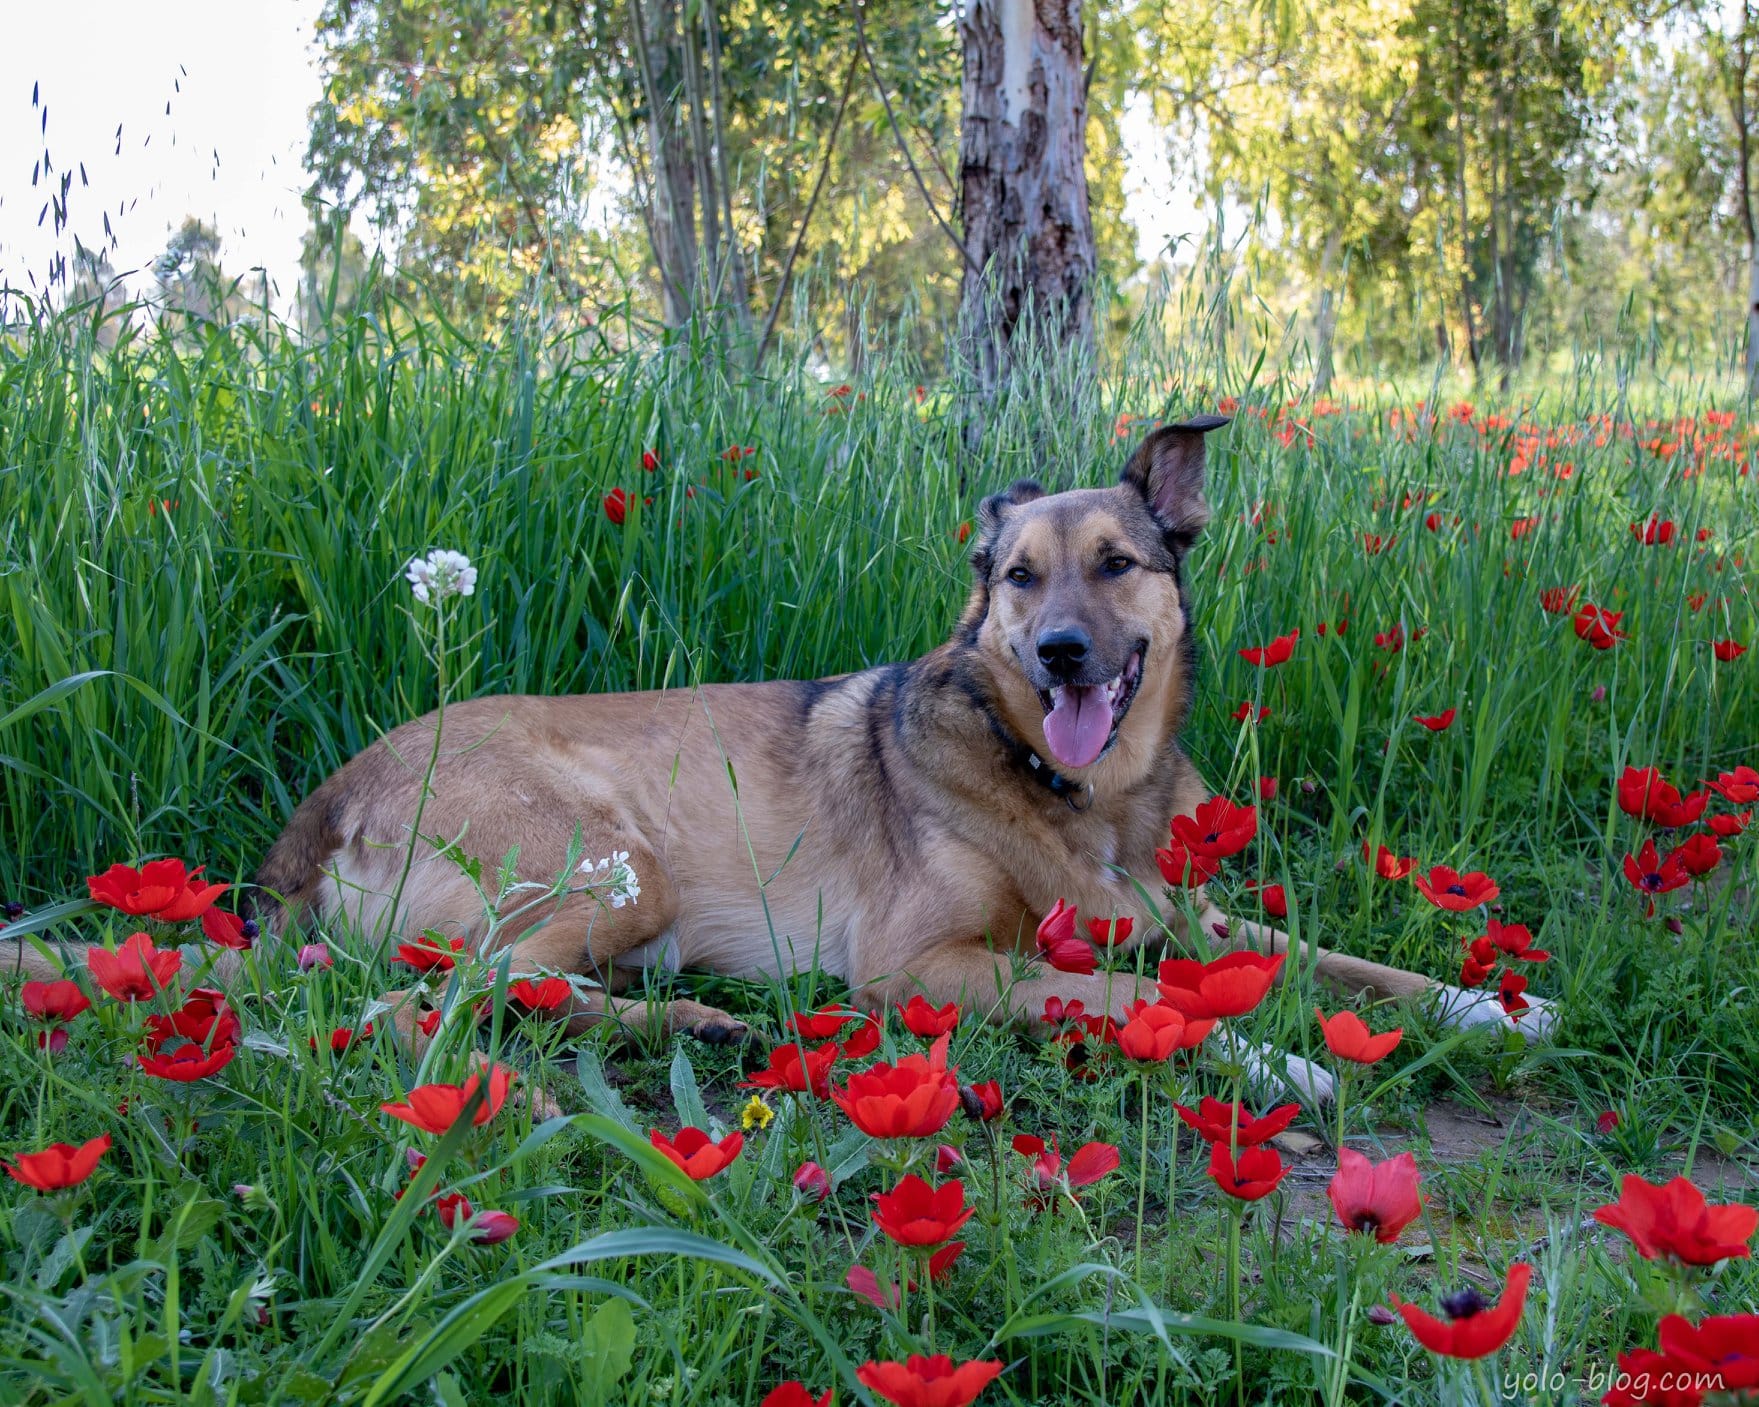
[1120,414,1230,553]
[970,478,1045,575]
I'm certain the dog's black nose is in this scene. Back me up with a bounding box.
[1036,627,1091,676]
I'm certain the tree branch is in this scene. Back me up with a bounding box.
[854,0,982,276]
[757,55,860,365]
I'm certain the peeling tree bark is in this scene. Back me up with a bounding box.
[957,0,1096,393]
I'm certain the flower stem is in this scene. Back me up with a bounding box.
[1228,1205,1245,1407]
[1135,1068,1151,1283]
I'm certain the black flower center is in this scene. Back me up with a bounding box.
[1440,1287,1487,1321]
[1446,883,1468,897]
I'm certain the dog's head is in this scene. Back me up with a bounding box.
[960,415,1228,779]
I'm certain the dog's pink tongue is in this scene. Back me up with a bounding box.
[1042,685,1114,770]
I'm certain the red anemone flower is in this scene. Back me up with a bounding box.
[86,858,227,921]
[394,934,467,972]
[1539,587,1578,614]
[761,1386,833,1407]
[1632,516,1677,546]
[1247,880,1288,919]
[1644,1313,1759,1393]
[871,1174,974,1246]
[650,1127,744,1180]
[1012,1133,1120,1197]
[740,1040,840,1100]
[1316,1008,1404,1064]
[1392,1263,1531,1360]
[1239,630,1299,667]
[1713,640,1747,662]
[1173,1098,1299,1146]
[1671,833,1721,877]
[1232,700,1270,723]
[855,1355,1003,1407]
[1413,709,1457,731]
[139,1039,237,1081]
[145,987,240,1054]
[1413,865,1501,911]
[1155,835,1220,888]
[1708,766,1759,804]
[1086,915,1133,948]
[1460,934,1497,987]
[1485,919,1549,963]
[1623,841,1690,899]
[507,976,573,1010]
[603,487,630,525]
[838,1018,883,1059]
[86,931,182,1003]
[1591,1175,1757,1266]
[1708,810,1752,837]
[897,995,961,1037]
[1574,602,1627,650]
[1156,951,1284,1019]
[787,1004,859,1040]
[961,1080,1005,1122]
[1208,1142,1287,1200]
[793,1162,830,1201]
[199,908,255,949]
[831,1036,960,1138]
[1172,796,1258,861]
[1328,1149,1424,1243]
[380,1064,515,1134]
[1497,970,1531,1020]
[4,1133,112,1191]
[21,979,91,1025]
[1113,1000,1193,1062]
[1364,842,1416,881]
[1034,899,1097,974]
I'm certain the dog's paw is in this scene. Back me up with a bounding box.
[1431,983,1558,1041]
[1243,1040,1336,1105]
[688,1014,752,1047]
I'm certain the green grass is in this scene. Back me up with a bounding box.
[0,298,1755,1404]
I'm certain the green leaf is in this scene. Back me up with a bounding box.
[362,1280,528,1406]
[578,1297,636,1383]
[573,1050,641,1133]
[668,1045,710,1130]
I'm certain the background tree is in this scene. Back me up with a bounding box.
[956,0,1098,390]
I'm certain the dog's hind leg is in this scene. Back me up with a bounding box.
[382,847,748,1054]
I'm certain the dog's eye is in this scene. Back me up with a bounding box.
[1005,566,1034,586]
[1102,555,1134,576]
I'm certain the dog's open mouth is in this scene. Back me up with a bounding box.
[1037,648,1143,771]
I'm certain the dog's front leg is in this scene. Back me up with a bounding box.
[1201,907,1557,1040]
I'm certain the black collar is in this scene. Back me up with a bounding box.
[981,708,1095,810]
[1024,750,1095,811]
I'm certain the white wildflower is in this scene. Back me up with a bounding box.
[579,849,640,907]
[404,549,477,606]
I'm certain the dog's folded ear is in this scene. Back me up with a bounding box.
[1120,415,1230,553]
[970,478,1045,574]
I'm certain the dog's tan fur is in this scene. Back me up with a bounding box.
[241,418,1432,1046]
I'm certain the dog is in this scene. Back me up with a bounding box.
[234,414,1543,1092]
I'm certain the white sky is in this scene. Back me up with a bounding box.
[3,1,1202,309]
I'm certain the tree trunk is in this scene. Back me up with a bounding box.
[957,0,1096,392]
[630,0,698,328]
[1312,228,1343,394]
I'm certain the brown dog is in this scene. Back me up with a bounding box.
[237,416,1542,1084]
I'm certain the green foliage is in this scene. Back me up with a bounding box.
[0,295,1756,1404]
